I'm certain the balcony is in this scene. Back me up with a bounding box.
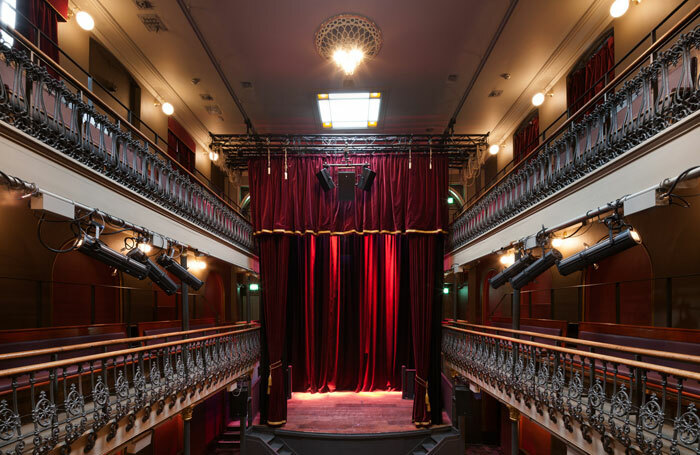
[0,323,260,454]
[442,321,700,454]
[448,7,700,255]
[0,25,254,255]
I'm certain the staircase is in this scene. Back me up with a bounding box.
[246,427,297,455]
[409,427,461,455]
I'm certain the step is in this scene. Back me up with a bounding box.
[413,450,427,455]
[221,431,241,440]
[278,448,293,455]
[422,440,436,451]
[269,439,284,451]
[250,430,275,444]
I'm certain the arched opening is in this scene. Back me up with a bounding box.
[584,244,653,324]
[52,251,120,326]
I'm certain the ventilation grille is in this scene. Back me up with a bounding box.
[205,105,222,115]
[138,14,168,32]
[488,90,503,98]
[133,0,155,9]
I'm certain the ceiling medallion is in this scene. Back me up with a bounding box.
[314,14,383,75]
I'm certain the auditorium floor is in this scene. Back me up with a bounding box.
[280,391,450,433]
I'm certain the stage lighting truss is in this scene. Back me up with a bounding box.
[209,133,489,170]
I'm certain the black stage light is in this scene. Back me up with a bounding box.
[510,249,562,290]
[157,253,204,290]
[557,229,641,276]
[127,249,178,295]
[77,234,149,279]
[316,165,335,192]
[489,253,536,289]
[356,166,376,192]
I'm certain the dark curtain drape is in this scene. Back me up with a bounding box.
[259,235,290,426]
[513,112,539,164]
[567,34,615,115]
[249,155,447,235]
[251,155,447,427]
[286,234,412,393]
[17,0,61,62]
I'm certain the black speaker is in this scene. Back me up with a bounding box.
[455,384,470,416]
[357,166,376,191]
[316,166,335,191]
[402,366,416,399]
[338,171,355,201]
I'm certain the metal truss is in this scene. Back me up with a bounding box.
[209,133,490,169]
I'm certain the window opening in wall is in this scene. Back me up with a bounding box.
[0,0,17,46]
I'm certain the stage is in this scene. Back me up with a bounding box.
[247,391,460,455]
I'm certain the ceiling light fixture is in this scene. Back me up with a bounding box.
[610,0,630,18]
[489,144,500,155]
[531,92,545,107]
[76,11,95,31]
[317,92,381,129]
[315,14,382,76]
[161,102,174,116]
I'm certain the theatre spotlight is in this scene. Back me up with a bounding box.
[77,234,149,279]
[557,229,641,276]
[489,253,536,289]
[316,165,335,192]
[156,254,204,290]
[127,249,178,295]
[510,249,562,290]
[356,166,376,191]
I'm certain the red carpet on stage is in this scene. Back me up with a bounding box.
[274,391,449,434]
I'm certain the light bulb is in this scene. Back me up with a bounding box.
[332,47,364,75]
[161,102,174,116]
[610,0,629,18]
[489,144,500,155]
[500,254,515,266]
[76,11,95,31]
[631,230,641,242]
[551,238,563,248]
[137,242,152,254]
[531,92,545,106]
[209,151,219,161]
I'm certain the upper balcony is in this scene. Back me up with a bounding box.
[447,6,700,259]
[0,21,254,259]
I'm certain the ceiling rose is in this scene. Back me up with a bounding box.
[314,14,382,75]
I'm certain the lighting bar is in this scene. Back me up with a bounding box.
[557,229,641,276]
[510,249,562,290]
[77,234,149,280]
[489,253,536,289]
[157,254,204,290]
[127,249,178,295]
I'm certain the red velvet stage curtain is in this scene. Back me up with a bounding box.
[248,155,447,235]
[251,154,447,426]
[287,234,411,393]
[17,0,61,62]
[513,112,539,164]
[567,34,615,115]
[259,235,290,426]
[408,235,439,426]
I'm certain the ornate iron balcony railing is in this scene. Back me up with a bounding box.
[442,323,700,454]
[448,11,700,253]
[0,325,260,454]
[0,30,254,253]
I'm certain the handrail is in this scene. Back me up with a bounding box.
[2,24,248,220]
[0,325,260,378]
[451,2,700,222]
[0,322,254,361]
[447,320,700,366]
[443,324,700,382]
